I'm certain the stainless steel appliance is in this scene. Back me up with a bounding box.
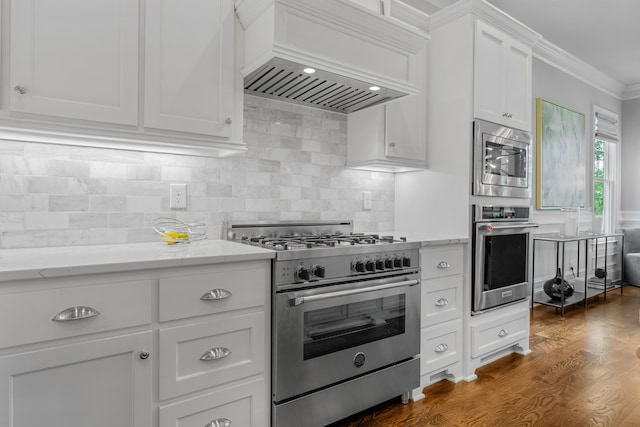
[472,205,539,314]
[473,119,532,198]
[227,221,420,427]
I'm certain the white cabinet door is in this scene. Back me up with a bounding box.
[0,331,152,427]
[144,0,238,138]
[385,94,427,162]
[10,0,139,125]
[473,20,532,131]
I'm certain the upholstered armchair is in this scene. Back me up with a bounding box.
[623,228,640,286]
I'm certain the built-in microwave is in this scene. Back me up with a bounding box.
[473,119,532,198]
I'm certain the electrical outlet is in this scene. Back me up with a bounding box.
[363,191,372,210]
[170,183,187,209]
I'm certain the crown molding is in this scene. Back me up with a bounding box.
[622,84,640,101]
[533,38,626,100]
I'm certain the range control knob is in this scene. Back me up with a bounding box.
[353,260,365,273]
[375,259,385,270]
[402,257,411,267]
[312,265,326,278]
[365,260,375,272]
[295,266,311,281]
[393,257,402,268]
[384,258,393,269]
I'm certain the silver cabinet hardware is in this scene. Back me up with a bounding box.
[437,261,450,269]
[435,298,448,307]
[205,418,231,427]
[14,85,26,94]
[389,141,396,147]
[502,112,513,118]
[498,329,509,337]
[200,347,232,361]
[435,343,448,353]
[52,306,100,322]
[225,117,232,124]
[139,351,150,360]
[200,288,232,301]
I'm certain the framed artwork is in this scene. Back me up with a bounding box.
[536,98,586,210]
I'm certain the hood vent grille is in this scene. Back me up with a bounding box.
[244,58,406,114]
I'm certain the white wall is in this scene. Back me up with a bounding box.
[621,97,640,224]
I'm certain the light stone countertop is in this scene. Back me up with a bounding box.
[0,240,275,282]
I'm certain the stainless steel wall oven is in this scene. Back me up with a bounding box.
[227,221,420,427]
[472,205,538,314]
[473,119,532,198]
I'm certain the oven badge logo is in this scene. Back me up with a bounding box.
[353,352,366,368]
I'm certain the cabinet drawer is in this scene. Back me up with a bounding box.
[421,245,463,280]
[470,306,529,358]
[421,320,461,375]
[158,261,269,322]
[159,378,266,427]
[159,311,266,400]
[422,275,462,327]
[0,280,151,348]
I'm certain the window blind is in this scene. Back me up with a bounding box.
[595,111,619,142]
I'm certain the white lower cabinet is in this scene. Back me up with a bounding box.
[412,243,465,401]
[0,330,153,427]
[0,258,270,427]
[466,299,531,377]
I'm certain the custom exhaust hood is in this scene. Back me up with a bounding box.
[235,0,429,114]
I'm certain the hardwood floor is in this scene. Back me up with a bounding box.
[331,286,640,427]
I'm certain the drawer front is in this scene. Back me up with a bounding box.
[0,280,151,348]
[159,378,266,427]
[421,245,463,280]
[159,311,266,400]
[422,275,462,327]
[471,308,529,358]
[421,320,461,374]
[158,261,269,322]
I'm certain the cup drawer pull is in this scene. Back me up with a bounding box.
[200,289,232,301]
[437,261,451,269]
[52,306,100,322]
[435,343,448,353]
[206,418,231,427]
[200,347,232,361]
[435,298,448,307]
[498,329,509,338]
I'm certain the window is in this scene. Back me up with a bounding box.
[593,107,619,233]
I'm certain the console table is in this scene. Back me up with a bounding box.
[532,233,624,315]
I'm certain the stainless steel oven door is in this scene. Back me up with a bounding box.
[473,119,532,198]
[473,221,538,314]
[273,274,420,403]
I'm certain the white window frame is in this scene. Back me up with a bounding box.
[593,105,620,234]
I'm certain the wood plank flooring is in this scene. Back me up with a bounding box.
[330,286,640,427]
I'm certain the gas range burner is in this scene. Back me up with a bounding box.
[242,232,407,251]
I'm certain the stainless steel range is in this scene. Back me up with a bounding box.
[227,220,421,427]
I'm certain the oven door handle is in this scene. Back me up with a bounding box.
[482,223,539,231]
[289,279,420,306]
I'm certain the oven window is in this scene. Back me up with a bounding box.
[303,295,406,360]
[484,233,527,290]
[484,140,526,179]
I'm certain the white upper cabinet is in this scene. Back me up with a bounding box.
[144,0,240,139]
[473,20,532,131]
[10,0,139,125]
[4,0,244,157]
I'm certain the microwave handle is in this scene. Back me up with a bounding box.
[289,279,420,306]
[482,223,539,231]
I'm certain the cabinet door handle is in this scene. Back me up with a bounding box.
[200,288,232,301]
[225,117,232,124]
[498,329,509,338]
[200,347,232,361]
[205,418,231,427]
[437,261,450,269]
[14,85,26,94]
[502,112,513,118]
[389,141,396,147]
[435,298,448,307]
[52,306,100,322]
[139,351,150,360]
[435,343,448,353]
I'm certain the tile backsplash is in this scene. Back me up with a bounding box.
[0,95,395,249]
